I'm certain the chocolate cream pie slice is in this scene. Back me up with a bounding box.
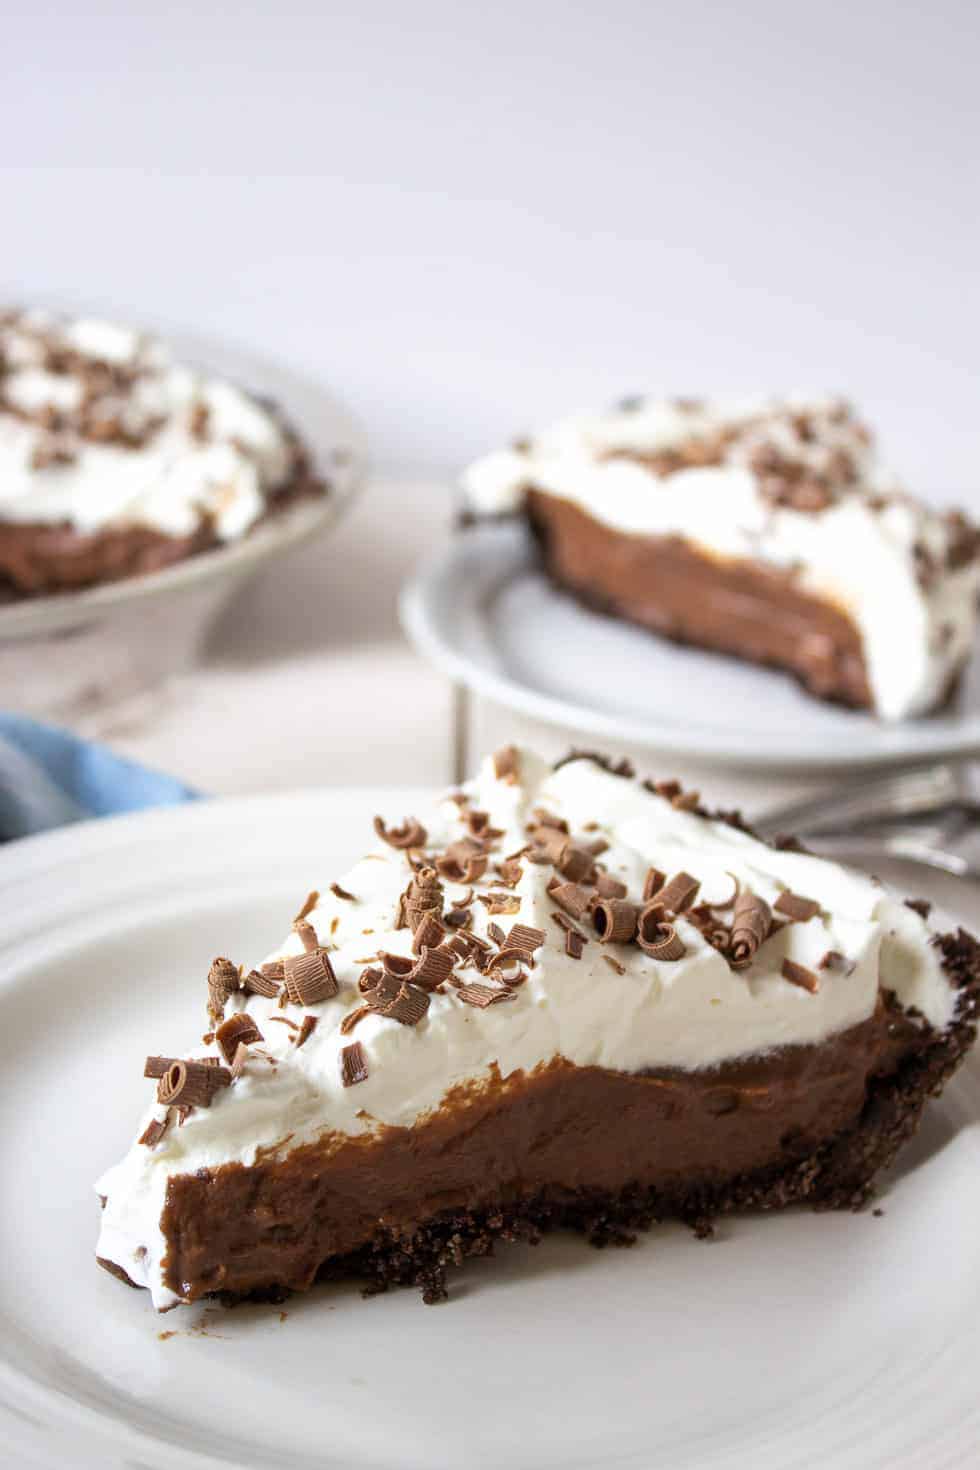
[0,308,326,599]
[96,748,979,1310]
[461,397,980,720]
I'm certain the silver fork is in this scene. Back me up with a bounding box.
[753,765,980,880]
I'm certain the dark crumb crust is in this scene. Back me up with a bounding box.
[101,927,980,1310]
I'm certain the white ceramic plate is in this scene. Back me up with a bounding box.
[400,522,980,774]
[1,790,979,1469]
[0,328,367,725]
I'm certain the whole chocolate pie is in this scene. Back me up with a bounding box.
[461,397,980,721]
[0,309,326,600]
[95,747,979,1310]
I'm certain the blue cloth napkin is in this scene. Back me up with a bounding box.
[0,713,199,842]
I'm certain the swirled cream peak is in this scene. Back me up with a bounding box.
[461,396,980,720]
[95,747,958,1308]
[0,308,301,541]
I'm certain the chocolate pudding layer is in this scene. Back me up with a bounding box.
[526,489,874,708]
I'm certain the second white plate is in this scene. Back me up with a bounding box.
[400,522,980,774]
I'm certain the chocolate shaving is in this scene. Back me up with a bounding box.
[549,882,591,919]
[781,958,820,993]
[595,872,628,900]
[215,1012,264,1066]
[144,1055,179,1079]
[657,871,700,913]
[488,921,506,945]
[413,912,446,953]
[329,881,357,902]
[403,867,444,933]
[409,945,456,991]
[555,844,595,883]
[565,929,585,959]
[295,1015,318,1049]
[603,956,626,975]
[584,837,610,857]
[293,890,320,923]
[340,1041,369,1087]
[157,1059,231,1108]
[653,778,682,800]
[637,904,686,960]
[243,968,280,998]
[819,950,854,975]
[340,1005,372,1035]
[671,789,701,812]
[230,1043,250,1079]
[529,826,570,863]
[444,907,471,929]
[456,983,516,1007]
[380,952,415,978]
[477,892,522,915]
[492,745,520,782]
[495,858,524,888]
[774,891,821,922]
[383,982,431,1025]
[207,956,240,1021]
[260,960,285,983]
[532,808,568,832]
[436,838,488,883]
[138,1113,172,1148]
[592,898,639,944]
[729,891,773,969]
[551,911,589,940]
[643,868,666,902]
[507,924,545,953]
[283,950,339,1005]
[293,919,320,953]
[374,815,428,850]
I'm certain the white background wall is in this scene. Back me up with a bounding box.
[1,0,977,497]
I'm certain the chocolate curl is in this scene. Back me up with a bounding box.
[383,982,431,1025]
[495,858,524,888]
[374,815,428,850]
[243,968,280,998]
[404,866,444,933]
[774,891,821,922]
[653,778,682,800]
[283,949,339,1005]
[507,924,545,953]
[293,919,320,953]
[592,898,639,945]
[657,872,700,914]
[782,958,820,993]
[456,983,517,1008]
[671,789,700,812]
[436,839,488,883]
[380,951,415,979]
[138,1113,173,1148]
[144,1055,179,1079]
[532,808,568,832]
[409,945,456,991]
[529,827,570,863]
[557,844,597,883]
[412,912,446,953]
[595,872,627,900]
[260,959,285,984]
[492,745,520,782]
[207,956,240,1021]
[550,882,592,920]
[215,1012,264,1066]
[157,1059,231,1108]
[729,891,772,970]
[340,1041,369,1087]
[643,868,666,902]
[637,903,686,961]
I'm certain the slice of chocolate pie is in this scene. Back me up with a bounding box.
[96,748,980,1310]
[461,397,980,720]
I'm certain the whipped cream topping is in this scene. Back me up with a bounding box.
[95,748,958,1309]
[0,309,307,542]
[461,397,980,721]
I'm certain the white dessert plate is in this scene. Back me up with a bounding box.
[0,327,367,726]
[2,790,980,1469]
[400,522,980,773]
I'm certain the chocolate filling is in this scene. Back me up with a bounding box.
[0,438,324,601]
[524,488,874,709]
[99,930,973,1309]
